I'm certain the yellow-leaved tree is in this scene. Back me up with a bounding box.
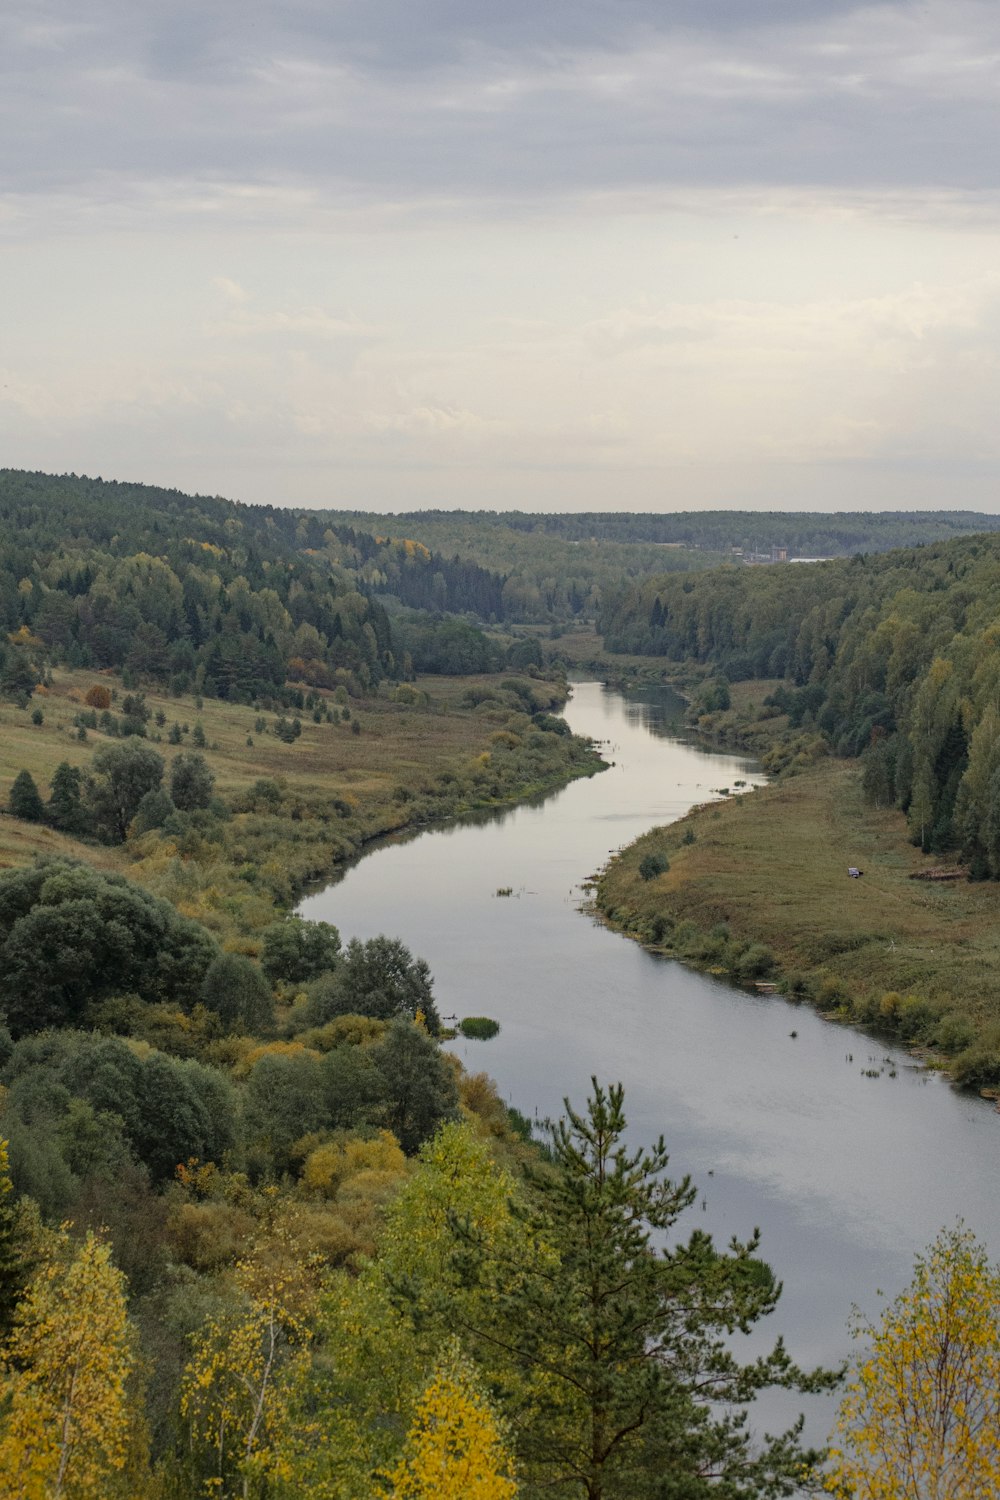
[826,1224,1000,1499]
[180,1214,320,1498]
[0,1228,142,1499]
[265,1120,534,1499]
[380,1340,516,1500]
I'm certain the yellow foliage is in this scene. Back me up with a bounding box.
[459,1072,508,1134]
[0,1231,140,1499]
[181,1220,320,1491]
[826,1225,1000,1499]
[235,1039,321,1078]
[380,1342,516,1499]
[302,1131,406,1200]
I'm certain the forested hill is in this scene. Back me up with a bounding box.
[0,470,510,701]
[327,505,1000,623]
[341,505,1000,559]
[599,532,1000,870]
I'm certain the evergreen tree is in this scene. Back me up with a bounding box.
[458,1081,836,1499]
[8,770,43,823]
[47,761,86,834]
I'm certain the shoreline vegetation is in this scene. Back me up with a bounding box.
[0,664,605,947]
[7,472,1000,1490]
[594,677,1000,1091]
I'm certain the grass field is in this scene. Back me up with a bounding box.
[597,756,1000,1078]
[0,667,602,941]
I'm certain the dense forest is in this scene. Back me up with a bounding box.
[4,470,1000,1494]
[340,506,1000,622]
[0,471,513,707]
[599,533,1000,874]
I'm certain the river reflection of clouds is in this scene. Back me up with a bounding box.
[299,680,1000,1441]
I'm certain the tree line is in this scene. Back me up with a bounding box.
[599,533,1000,872]
[0,471,516,709]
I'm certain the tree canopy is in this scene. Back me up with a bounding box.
[0,859,218,1034]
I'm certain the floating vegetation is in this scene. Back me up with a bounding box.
[459,1015,501,1040]
[495,886,513,897]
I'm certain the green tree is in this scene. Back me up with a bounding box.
[8,770,44,823]
[261,916,342,986]
[321,936,440,1032]
[458,1081,835,1499]
[47,762,86,835]
[0,859,217,1034]
[0,1139,31,1340]
[85,739,165,842]
[0,646,37,705]
[170,749,215,811]
[132,786,176,834]
[371,1019,458,1155]
[199,952,274,1035]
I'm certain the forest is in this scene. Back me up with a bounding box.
[338,505,1000,621]
[599,534,1000,868]
[3,470,1000,1495]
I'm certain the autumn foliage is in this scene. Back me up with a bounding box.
[827,1225,1000,1499]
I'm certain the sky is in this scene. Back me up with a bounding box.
[4,0,1000,514]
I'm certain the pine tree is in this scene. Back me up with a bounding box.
[46,762,85,835]
[8,769,44,823]
[459,1081,836,1499]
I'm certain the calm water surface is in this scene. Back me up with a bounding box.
[299,681,1000,1435]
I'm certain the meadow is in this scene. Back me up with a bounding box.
[597,754,1000,1085]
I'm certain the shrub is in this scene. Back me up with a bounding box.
[639,852,669,882]
[951,1044,1000,1090]
[730,943,777,983]
[459,1016,501,1040]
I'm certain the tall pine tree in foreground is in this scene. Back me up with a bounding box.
[457,1081,838,1499]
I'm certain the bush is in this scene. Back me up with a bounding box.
[730,943,777,983]
[951,1044,1000,1091]
[639,852,669,882]
[459,1016,501,1040]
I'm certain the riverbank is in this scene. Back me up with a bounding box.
[595,755,1000,1088]
[0,665,604,946]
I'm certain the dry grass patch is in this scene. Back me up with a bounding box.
[598,758,1000,1043]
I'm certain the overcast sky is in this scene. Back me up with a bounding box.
[4,0,1000,513]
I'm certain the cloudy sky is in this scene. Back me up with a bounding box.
[4,1,1000,513]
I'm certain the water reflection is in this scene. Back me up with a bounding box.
[298,680,1000,1443]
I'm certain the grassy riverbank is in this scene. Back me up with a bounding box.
[1,665,604,945]
[596,754,1000,1087]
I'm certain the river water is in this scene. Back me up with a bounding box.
[299,680,1000,1437]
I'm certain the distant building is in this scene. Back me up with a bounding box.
[771,545,788,563]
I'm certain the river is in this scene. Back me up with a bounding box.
[298,679,1000,1437]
